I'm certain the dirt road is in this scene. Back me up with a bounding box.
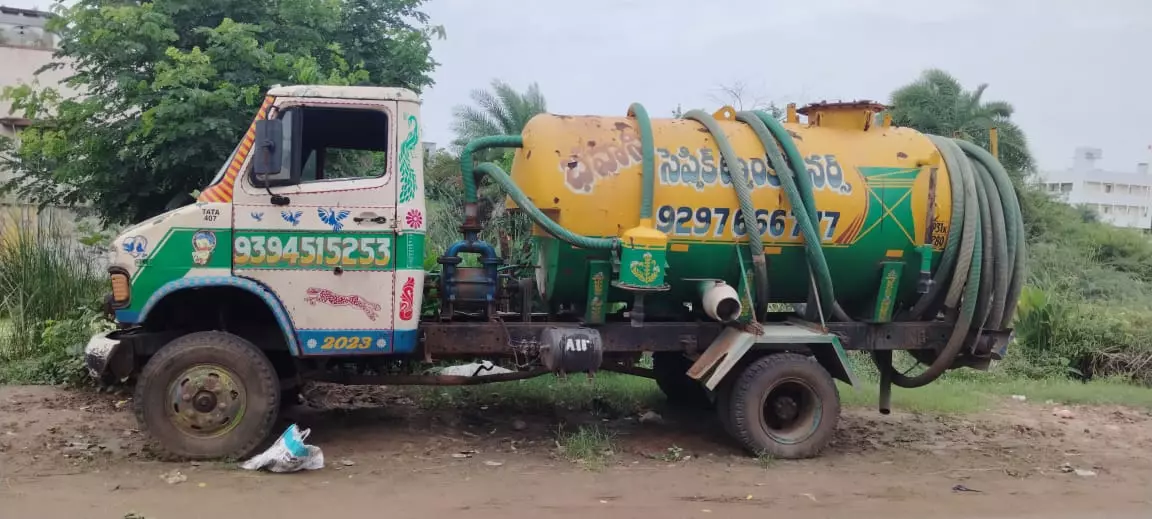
[2,384,1152,519]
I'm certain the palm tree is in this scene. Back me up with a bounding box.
[451,79,547,151]
[426,80,549,270]
[887,69,1034,176]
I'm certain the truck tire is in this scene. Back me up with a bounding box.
[652,352,713,409]
[134,331,280,460]
[719,353,839,459]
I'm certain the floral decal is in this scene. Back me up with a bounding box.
[405,209,423,229]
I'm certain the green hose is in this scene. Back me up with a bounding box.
[628,103,657,220]
[682,110,770,318]
[885,134,1025,388]
[473,162,618,250]
[718,110,1023,387]
[461,135,524,204]
[735,112,837,316]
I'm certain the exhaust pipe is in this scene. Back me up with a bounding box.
[698,280,743,322]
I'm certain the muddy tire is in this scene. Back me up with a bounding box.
[653,352,713,409]
[134,331,280,460]
[719,353,839,459]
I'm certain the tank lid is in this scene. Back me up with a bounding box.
[798,100,888,131]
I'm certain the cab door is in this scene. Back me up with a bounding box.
[232,98,398,356]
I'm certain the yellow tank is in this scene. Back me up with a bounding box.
[509,102,953,319]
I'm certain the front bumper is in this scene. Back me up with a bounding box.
[85,331,127,381]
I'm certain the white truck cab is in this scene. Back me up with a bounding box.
[87,86,430,458]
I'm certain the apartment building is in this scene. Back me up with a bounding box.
[1,6,65,138]
[1038,147,1152,230]
[0,5,94,236]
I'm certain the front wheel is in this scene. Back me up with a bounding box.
[718,353,839,459]
[134,331,281,460]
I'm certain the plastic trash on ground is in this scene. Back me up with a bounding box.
[437,360,513,377]
[240,424,324,472]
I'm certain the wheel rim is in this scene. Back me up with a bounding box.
[167,363,247,438]
[758,377,821,445]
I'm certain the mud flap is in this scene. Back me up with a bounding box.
[687,322,858,391]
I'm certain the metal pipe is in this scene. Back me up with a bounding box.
[310,369,549,386]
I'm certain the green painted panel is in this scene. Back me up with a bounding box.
[128,228,232,312]
[233,231,395,271]
[396,232,425,270]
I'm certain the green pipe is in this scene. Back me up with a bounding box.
[472,162,618,251]
[627,103,657,220]
[683,110,769,318]
[461,135,524,204]
[737,111,837,317]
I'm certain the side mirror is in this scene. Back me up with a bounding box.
[253,119,283,178]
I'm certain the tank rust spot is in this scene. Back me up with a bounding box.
[614,122,631,131]
[526,150,532,159]
[553,197,560,204]
[587,140,596,147]
[897,151,908,159]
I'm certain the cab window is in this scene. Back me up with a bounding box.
[257,106,389,186]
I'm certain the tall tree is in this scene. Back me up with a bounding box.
[887,69,1033,175]
[0,0,443,223]
[450,79,546,150]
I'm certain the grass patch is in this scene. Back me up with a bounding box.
[755,451,775,469]
[556,424,615,468]
[401,356,1152,421]
[838,368,1152,414]
[402,372,662,416]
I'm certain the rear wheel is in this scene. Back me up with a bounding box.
[134,331,280,460]
[652,352,713,409]
[718,353,839,459]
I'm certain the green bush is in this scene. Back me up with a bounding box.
[0,308,107,385]
[0,211,105,383]
[1005,182,1152,383]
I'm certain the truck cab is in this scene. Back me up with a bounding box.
[88,86,429,458]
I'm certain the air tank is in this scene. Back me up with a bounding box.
[508,102,953,320]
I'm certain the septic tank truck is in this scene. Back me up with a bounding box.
[84,85,1023,460]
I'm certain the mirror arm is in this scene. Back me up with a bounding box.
[257,140,291,206]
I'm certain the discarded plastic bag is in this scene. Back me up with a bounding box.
[437,360,512,377]
[240,424,324,473]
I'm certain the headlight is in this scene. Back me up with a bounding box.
[109,268,130,308]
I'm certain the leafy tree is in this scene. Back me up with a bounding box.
[450,79,546,151]
[0,0,443,224]
[886,69,1033,176]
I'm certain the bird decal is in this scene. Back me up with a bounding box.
[121,236,148,258]
[318,208,351,232]
[280,210,303,227]
[250,211,264,222]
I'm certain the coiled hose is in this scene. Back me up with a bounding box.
[680,110,1022,387]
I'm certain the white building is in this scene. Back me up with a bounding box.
[1038,147,1152,230]
[0,6,95,237]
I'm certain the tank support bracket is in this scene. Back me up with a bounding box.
[687,322,859,391]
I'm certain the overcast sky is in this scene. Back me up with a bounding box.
[8,0,1151,171]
